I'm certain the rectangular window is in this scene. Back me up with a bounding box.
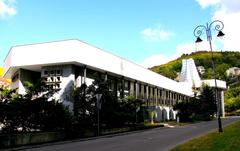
[44,70,48,76]
[50,70,55,76]
[56,69,62,75]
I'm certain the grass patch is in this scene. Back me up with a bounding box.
[171,121,240,151]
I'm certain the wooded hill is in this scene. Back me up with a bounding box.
[150,51,240,83]
[150,51,240,113]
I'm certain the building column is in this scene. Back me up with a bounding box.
[121,77,124,98]
[163,90,166,106]
[158,89,161,105]
[146,85,149,107]
[129,81,135,97]
[135,82,138,99]
[220,90,225,117]
[114,78,118,99]
[155,88,158,106]
[160,89,163,105]
[83,66,86,84]
[170,92,172,107]
[104,72,108,81]
[149,87,152,106]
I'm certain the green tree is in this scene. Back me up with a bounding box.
[71,83,96,136]
[197,84,216,120]
[0,86,18,103]
[224,84,240,112]
[92,79,121,127]
[173,98,199,122]
[215,63,229,80]
[118,96,144,124]
[0,81,72,134]
[174,84,216,122]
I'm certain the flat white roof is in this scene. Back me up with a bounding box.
[202,79,227,90]
[4,39,193,96]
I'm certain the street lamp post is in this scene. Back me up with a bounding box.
[193,20,225,132]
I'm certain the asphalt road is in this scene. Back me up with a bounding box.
[17,117,240,151]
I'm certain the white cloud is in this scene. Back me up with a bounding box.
[141,43,194,68]
[141,41,218,68]
[212,4,240,51]
[195,0,221,9]
[196,0,240,51]
[141,27,175,42]
[0,0,17,19]
[142,0,240,68]
[141,54,175,68]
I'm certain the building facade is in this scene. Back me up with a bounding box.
[3,39,226,121]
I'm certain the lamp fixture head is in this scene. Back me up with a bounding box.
[217,31,225,37]
[195,37,203,43]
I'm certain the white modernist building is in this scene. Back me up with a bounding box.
[179,58,226,117]
[3,39,226,120]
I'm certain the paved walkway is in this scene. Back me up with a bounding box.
[8,117,240,151]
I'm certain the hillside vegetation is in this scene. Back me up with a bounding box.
[150,51,240,113]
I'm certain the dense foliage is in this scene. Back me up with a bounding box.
[224,83,240,112]
[71,76,144,135]
[174,84,216,122]
[0,81,72,134]
[0,75,144,137]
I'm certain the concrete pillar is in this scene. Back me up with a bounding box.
[169,92,172,106]
[135,82,138,99]
[104,72,108,81]
[163,90,166,106]
[155,88,158,106]
[146,85,149,107]
[83,66,86,84]
[114,78,118,99]
[146,85,148,99]
[150,87,153,105]
[160,89,163,105]
[130,82,135,97]
[221,90,225,117]
[121,78,124,98]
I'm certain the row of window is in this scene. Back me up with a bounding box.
[42,69,62,76]
[104,77,188,102]
[43,76,61,83]
[42,69,62,90]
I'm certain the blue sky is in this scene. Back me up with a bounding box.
[0,0,240,67]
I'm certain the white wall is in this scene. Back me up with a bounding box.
[3,39,192,96]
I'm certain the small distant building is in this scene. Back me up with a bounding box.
[197,66,205,75]
[174,72,180,81]
[226,67,240,77]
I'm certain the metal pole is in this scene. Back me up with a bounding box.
[194,20,224,133]
[97,106,100,136]
[209,38,223,132]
